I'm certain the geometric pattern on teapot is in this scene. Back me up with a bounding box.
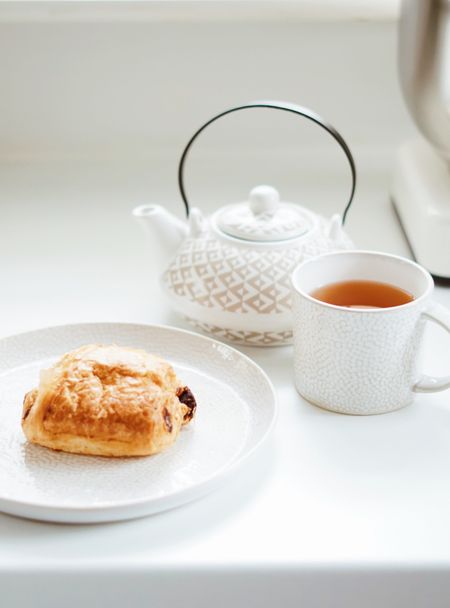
[163,231,352,315]
[184,317,294,346]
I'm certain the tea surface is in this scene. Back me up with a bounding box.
[311,280,414,309]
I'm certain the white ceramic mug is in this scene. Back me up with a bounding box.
[291,250,450,415]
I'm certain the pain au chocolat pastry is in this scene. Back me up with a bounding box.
[21,344,196,457]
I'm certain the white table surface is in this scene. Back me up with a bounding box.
[2,156,450,607]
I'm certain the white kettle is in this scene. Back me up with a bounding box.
[133,101,356,346]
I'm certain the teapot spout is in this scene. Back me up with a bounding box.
[132,204,188,262]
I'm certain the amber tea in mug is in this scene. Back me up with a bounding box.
[310,279,414,309]
[291,251,450,415]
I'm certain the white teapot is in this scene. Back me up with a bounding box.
[133,101,356,346]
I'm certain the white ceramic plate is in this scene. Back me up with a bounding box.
[0,323,276,524]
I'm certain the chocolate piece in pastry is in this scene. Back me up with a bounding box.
[22,344,196,457]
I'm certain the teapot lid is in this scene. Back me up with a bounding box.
[216,185,311,242]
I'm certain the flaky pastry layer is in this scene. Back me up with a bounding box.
[22,344,196,457]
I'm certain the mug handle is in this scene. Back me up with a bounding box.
[414,301,450,393]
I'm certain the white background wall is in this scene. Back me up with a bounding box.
[0,12,412,162]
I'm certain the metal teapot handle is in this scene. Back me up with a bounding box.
[177,100,356,224]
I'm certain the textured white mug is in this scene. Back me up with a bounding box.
[291,250,450,415]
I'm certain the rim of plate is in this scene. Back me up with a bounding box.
[0,322,277,513]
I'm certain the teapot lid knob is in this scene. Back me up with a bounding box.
[216,184,312,242]
[249,185,280,215]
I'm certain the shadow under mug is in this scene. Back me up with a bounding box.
[291,250,450,415]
